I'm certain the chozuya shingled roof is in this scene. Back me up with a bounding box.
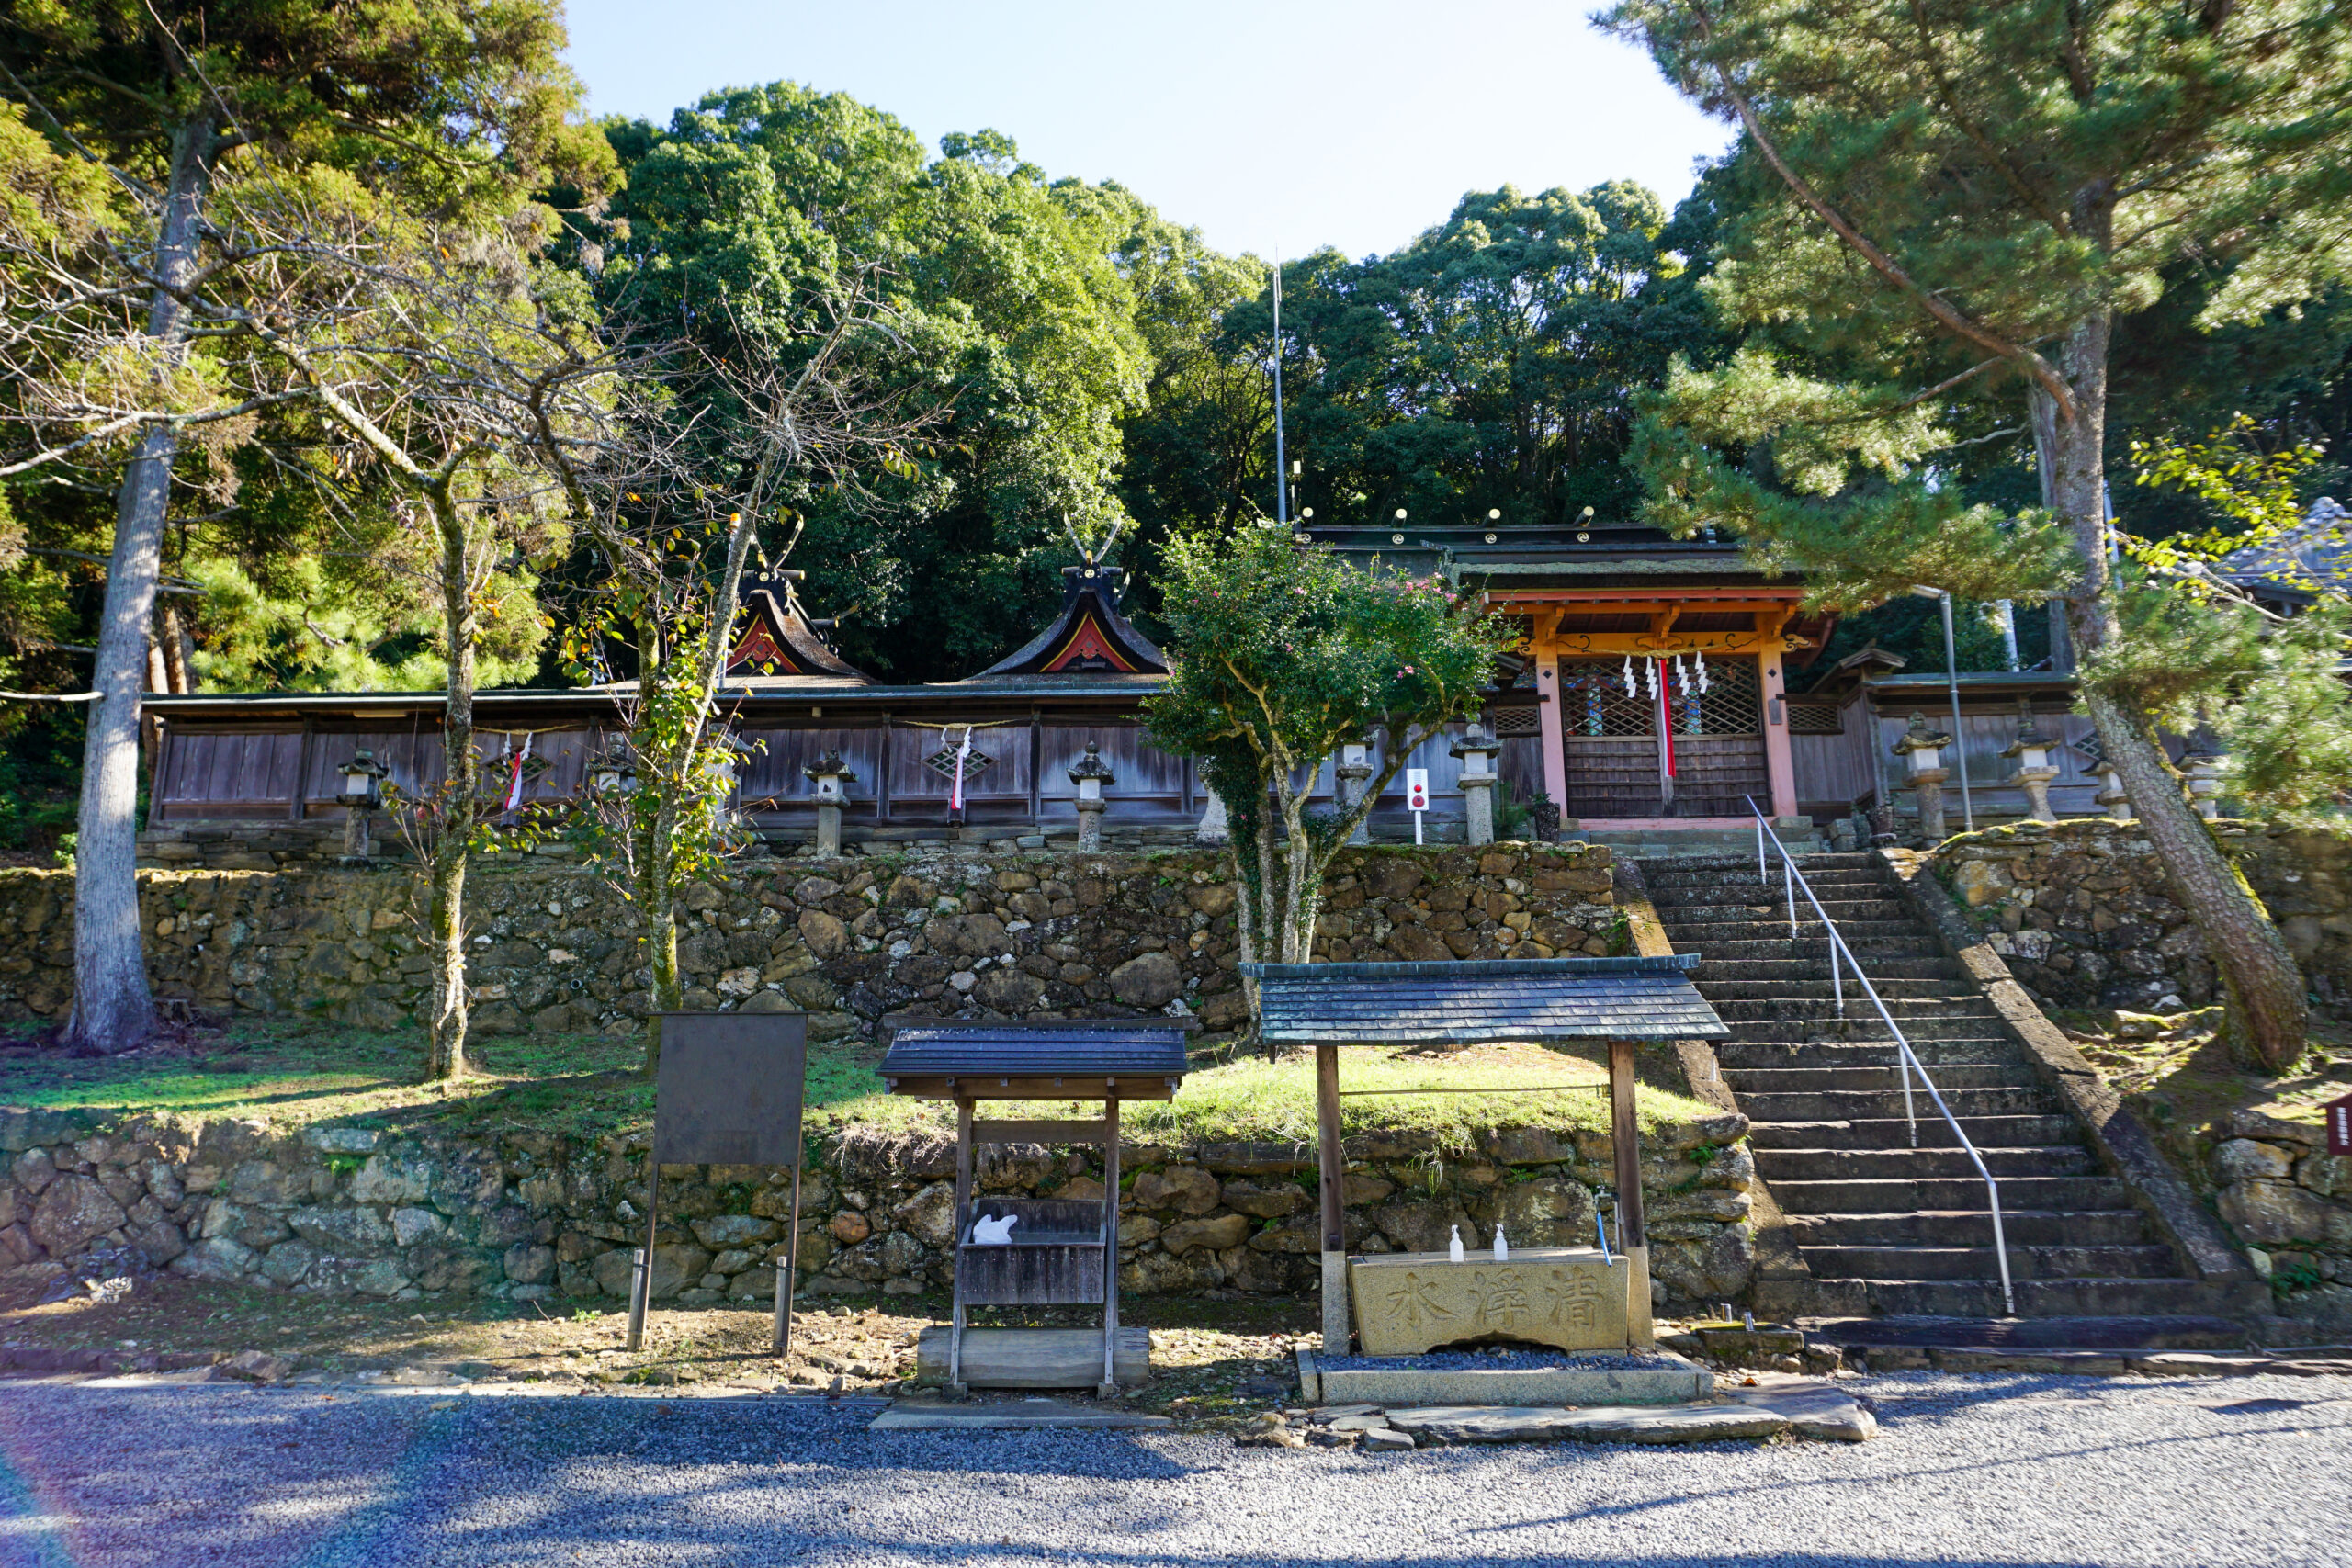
[878,1025,1193,1081]
[1239,955,1728,1044]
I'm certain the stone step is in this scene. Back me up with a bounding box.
[1662,918,1924,944]
[1677,937,1948,963]
[1747,1114,2085,1150]
[1801,1242,2184,1281]
[1641,850,1884,872]
[1800,1314,2251,1352]
[1769,1174,2129,1213]
[1722,1062,2046,1094]
[1692,978,1987,1002]
[1755,1145,2101,1181]
[1716,1039,2023,1069]
[1582,830,1826,861]
[1737,1086,2065,1122]
[1642,867,1891,895]
[1785,1209,2153,1248]
[1718,1016,2015,1043]
[1842,1277,2262,1320]
[1704,997,2004,1023]
[1690,957,1962,984]
[1648,897,1913,923]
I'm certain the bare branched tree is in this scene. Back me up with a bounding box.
[549,283,944,1076]
[204,177,633,1079]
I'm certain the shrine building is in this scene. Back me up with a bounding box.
[136,517,2115,864]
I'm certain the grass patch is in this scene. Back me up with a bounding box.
[2058,1005,2352,1153]
[0,1023,1719,1153]
[808,1040,1713,1154]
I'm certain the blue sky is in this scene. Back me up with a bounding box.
[560,0,1736,262]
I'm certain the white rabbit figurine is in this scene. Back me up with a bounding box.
[969,1213,1020,1246]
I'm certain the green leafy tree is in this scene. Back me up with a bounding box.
[578,91,1152,681]
[1250,183,1714,529]
[1142,527,1512,1028]
[0,0,605,1052]
[1600,0,2352,1067]
[2113,419,2352,819]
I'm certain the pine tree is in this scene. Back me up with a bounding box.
[1599,0,2352,1067]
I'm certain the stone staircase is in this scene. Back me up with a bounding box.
[1572,822,1825,863]
[1641,850,2256,1330]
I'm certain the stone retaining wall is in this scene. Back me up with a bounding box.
[0,845,1618,1037]
[2188,1108,2352,1335]
[1928,819,2352,1010]
[0,1103,1757,1312]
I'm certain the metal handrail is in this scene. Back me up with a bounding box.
[1744,800,2015,1316]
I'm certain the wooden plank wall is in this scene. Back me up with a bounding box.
[1791,694,1879,812]
[1872,707,2105,819]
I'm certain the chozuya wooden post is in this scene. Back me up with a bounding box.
[627,1132,662,1353]
[1099,1095,1122,1397]
[948,1098,974,1395]
[774,1127,806,1356]
[1608,1038,1657,1348]
[1316,1043,1349,1353]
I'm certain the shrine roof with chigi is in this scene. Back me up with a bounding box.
[963,565,1167,681]
[1240,955,1728,1046]
[721,572,875,686]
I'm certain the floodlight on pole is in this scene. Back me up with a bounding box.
[1909,586,1973,831]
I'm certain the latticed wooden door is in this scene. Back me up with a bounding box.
[1557,660,1665,818]
[1665,655,1769,816]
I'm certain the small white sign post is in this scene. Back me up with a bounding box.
[1406,767,1430,845]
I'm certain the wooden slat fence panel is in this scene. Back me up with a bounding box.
[885,720,1035,821]
[739,728,887,819]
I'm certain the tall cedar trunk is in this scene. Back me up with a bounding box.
[426,498,478,1081]
[63,114,216,1054]
[158,604,191,694]
[2044,311,2309,1067]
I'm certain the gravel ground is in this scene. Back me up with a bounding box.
[0,1371,2344,1567]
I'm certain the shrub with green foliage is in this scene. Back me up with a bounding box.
[1144,526,1512,1026]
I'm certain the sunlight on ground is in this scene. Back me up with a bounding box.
[0,1021,1712,1150]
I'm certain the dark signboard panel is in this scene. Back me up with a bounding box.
[653,1012,808,1168]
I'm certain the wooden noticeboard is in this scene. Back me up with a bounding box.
[2329,1092,2352,1157]
[626,1012,808,1355]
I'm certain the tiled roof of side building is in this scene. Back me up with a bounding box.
[1242,955,1729,1045]
[878,1025,1193,1081]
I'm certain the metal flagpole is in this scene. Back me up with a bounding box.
[1272,254,1287,525]
[1912,586,1974,832]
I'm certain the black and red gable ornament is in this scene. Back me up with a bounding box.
[724,571,872,683]
[970,563,1166,679]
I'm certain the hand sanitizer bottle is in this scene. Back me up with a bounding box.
[1492,1225,1510,1261]
[1448,1224,1464,1263]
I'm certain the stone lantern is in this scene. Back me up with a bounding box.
[1452,721,1502,846]
[1892,711,1955,841]
[2094,761,2132,823]
[2182,753,2226,820]
[336,749,389,859]
[1335,736,1375,845]
[802,750,857,859]
[1068,741,1116,851]
[2000,698,2061,824]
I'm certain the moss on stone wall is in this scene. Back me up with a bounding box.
[0,843,1618,1038]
